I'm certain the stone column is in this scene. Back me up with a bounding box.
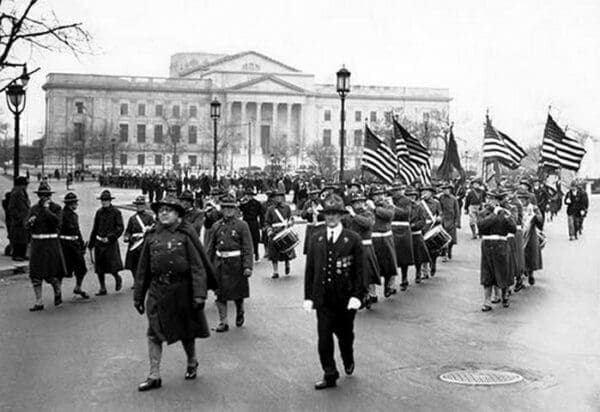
[256,102,262,155]
[272,102,278,143]
[286,103,292,142]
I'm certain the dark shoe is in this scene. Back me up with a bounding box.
[236,311,245,327]
[415,277,421,284]
[363,298,371,310]
[514,282,525,292]
[73,289,90,299]
[384,287,392,298]
[114,274,123,291]
[285,262,290,275]
[271,273,279,279]
[29,304,44,312]
[185,362,199,380]
[344,362,355,376]
[502,299,510,308]
[369,296,378,304]
[314,379,337,390]
[54,293,63,307]
[215,323,229,333]
[528,274,535,285]
[138,378,162,392]
[400,283,408,291]
[481,305,492,312]
[95,289,107,296]
[491,298,501,304]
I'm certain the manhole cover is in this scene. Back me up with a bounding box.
[440,370,523,386]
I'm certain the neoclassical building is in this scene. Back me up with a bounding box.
[43,51,451,173]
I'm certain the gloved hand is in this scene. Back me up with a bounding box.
[346,206,356,216]
[193,298,205,310]
[580,210,586,217]
[243,268,252,277]
[347,297,361,310]
[134,301,145,315]
[302,300,313,312]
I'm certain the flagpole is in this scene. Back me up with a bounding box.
[482,110,488,184]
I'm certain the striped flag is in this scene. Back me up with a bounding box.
[541,114,586,171]
[361,125,397,184]
[392,118,432,185]
[482,118,526,169]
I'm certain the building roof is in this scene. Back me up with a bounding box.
[227,74,307,93]
[180,50,302,77]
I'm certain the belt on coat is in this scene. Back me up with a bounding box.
[371,231,392,238]
[216,250,241,258]
[391,221,410,226]
[507,233,515,238]
[59,235,79,241]
[481,235,507,241]
[308,221,325,227]
[271,222,287,228]
[516,225,522,230]
[31,234,58,239]
[361,239,373,246]
[411,230,423,235]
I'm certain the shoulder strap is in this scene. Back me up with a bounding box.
[274,208,286,223]
[135,214,148,233]
[421,200,435,221]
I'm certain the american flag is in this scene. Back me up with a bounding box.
[541,114,586,171]
[482,118,526,169]
[361,125,397,184]
[392,118,431,185]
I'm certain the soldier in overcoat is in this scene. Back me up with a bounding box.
[303,194,365,390]
[88,190,124,295]
[477,190,517,311]
[419,185,442,277]
[238,189,264,261]
[133,195,214,392]
[369,187,397,297]
[438,183,460,261]
[389,184,415,291]
[265,191,295,278]
[405,187,431,283]
[26,183,67,311]
[207,194,253,332]
[124,195,155,285]
[179,190,203,236]
[60,192,89,299]
[7,176,30,261]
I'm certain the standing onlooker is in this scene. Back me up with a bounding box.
[564,181,588,240]
[8,176,30,261]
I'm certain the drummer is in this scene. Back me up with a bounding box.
[265,190,296,279]
[419,185,442,277]
[300,187,325,255]
[389,183,415,292]
[368,186,398,298]
[342,192,380,308]
[404,187,430,284]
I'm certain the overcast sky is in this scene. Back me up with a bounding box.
[15,0,600,149]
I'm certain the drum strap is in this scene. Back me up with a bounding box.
[131,215,149,251]
[421,200,435,223]
[274,208,287,226]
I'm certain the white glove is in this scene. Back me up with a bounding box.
[347,297,361,310]
[346,206,355,216]
[302,300,313,312]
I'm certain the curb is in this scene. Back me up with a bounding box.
[0,262,28,279]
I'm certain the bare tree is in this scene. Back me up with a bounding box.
[306,141,337,179]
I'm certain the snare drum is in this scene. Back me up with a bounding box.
[272,228,300,254]
[424,225,452,253]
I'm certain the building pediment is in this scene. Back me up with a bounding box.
[227,75,307,94]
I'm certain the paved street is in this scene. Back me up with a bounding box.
[1,180,599,411]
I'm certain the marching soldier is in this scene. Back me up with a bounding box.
[518,189,543,286]
[464,178,486,239]
[265,190,295,278]
[389,184,415,291]
[238,189,264,261]
[478,190,516,311]
[404,187,430,283]
[202,187,224,245]
[124,195,155,286]
[88,190,124,295]
[207,194,254,332]
[303,194,365,390]
[26,183,66,311]
[438,183,460,261]
[300,187,325,255]
[179,190,204,236]
[564,181,588,240]
[369,187,398,297]
[420,185,442,277]
[133,195,214,392]
[60,192,89,299]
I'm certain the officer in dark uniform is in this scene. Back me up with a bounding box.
[60,192,89,299]
[238,189,264,261]
[26,183,66,311]
[134,195,214,392]
[124,195,155,286]
[179,190,204,236]
[207,194,253,332]
[303,194,365,390]
[8,176,30,261]
[88,190,124,295]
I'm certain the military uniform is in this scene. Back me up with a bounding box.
[391,192,416,290]
[300,197,325,255]
[60,196,88,296]
[408,197,431,281]
[124,209,155,273]
[265,201,296,262]
[420,194,442,276]
[7,181,30,260]
[438,191,460,259]
[464,185,486,238]
[371,198,397,294]
[238,193,264,260]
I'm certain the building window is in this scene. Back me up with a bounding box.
[189,155,197,166]
[172,105,180,118]
[188,125,197,144]
[120,103,128,116]
[75,102,84,114]
[355,110,362,122]
[155,104,163,117]
[189,105,197,118]
[354,129,363,147]
[137,124,146,143]
[384,111,392,123]
[119,124,128,142]
[171,125,181,142]
[324,110,331,121]
[323,129,332,146]
[120,153,128,165]
[155,154,162,166]
[370,111,377,122]
[154,124,163,143]
[138,103,146,116]
[137,154,145,166]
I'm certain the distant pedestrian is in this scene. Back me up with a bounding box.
[88,190,124,295]
[564,181,588,240]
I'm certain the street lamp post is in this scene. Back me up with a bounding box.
[210,98,221,181]
[5,65,30,186]
[336,66,351,183]
[270,153,275,183]
[111,137,116,174]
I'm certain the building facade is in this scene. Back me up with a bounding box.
[43,51,451,174]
